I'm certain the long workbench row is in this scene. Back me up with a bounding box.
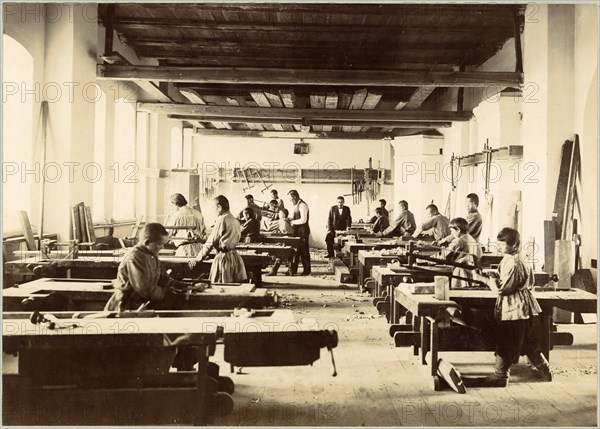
[1,233,333,425]
[3,308,338,425]
[4,253,272,288]
[366,260,597,394]
[5,235,302,289]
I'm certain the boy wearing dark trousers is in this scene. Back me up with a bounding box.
[487,227,553,383]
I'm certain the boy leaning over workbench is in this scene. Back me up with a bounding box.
[105,223,206,311]
[486,227,553,383]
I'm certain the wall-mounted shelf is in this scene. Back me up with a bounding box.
[222,168,392,184]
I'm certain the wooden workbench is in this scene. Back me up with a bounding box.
[3,277,278,312]
[392,283,597,392]
[373,263,568,325]
[371,265,454,322]
[13,243,294,268]
[256,233,301,247]
[356,248,503,293]
[342,239,405,267]
[357,252,409,292]
[4,253,271,288]
[350,222,374,229]
[234,243,295,262]
[3,309,338,425]
[334,231,378,248]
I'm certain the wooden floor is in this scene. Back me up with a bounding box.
[210,267,597,426]
[3,261,597,426]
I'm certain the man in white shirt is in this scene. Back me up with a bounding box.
[287,189,311,276]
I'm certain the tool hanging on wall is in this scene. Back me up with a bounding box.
[247,167,273,194]
[344,158,384,209]
[37,101,49,248]
[352,167,365,205]
[201,177,217,200]
[240,168,254,193]
[484,140,494,198]
[482,140,495,250]
[235,167,273,195]
[444,153,457,219]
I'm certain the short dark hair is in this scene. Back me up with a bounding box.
[271,189,278,196]
[426,204,439,214]
[379,199,386,206]
[143,222,168,244]
[375,207,383,215]
[288,190,299,199]
[245,194,254,200]
[497,227,520,247]
[170,193,187,207]
[450,217,469,234]
[466,193,479,206]
[337,196,344,201]
[269,199,278,206]
[399,200,408,210]
[243,207,255,218]
[214,195,230,211]
[280,208,289,217]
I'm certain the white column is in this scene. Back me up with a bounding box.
[520,4,577,268]
[40,4,97,240]
[473,91,523,243]
[391,135,444,224]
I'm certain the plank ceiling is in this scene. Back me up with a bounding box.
[98,3,525,139]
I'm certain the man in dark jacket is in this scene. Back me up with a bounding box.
[372,207,390,234]
[369,199,389,223]
[325,196,352,258]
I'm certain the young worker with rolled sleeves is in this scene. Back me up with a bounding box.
[104,223,206,311]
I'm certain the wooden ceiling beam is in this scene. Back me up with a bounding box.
[122,33,505,47]
[167,115,451,128]
[279,90,300,131]
[128,39,495,53]
[112,4,520,16]
[112,18,514,36]
[250,91,283,131]
[402,86,438,110]
[226,96,263,131]
[174,84,419,98]
[139,103,472,122]
[192,129,422,140]
[122,31,506,45]
[136,53,478,68]
[323,93,339,132]
[342,89,368,133]
[133,46,487,59]
[178,88,231,130]
[138,58,483,71]
[99,65,522,88]
[135,80,172,102]
[264,91,294,131]
[359,92,384,132]
[309,94,326,132]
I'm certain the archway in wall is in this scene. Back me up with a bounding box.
[2,34,34,233]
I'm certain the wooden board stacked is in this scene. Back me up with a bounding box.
[545,136,583,320]
[71,202,96,244]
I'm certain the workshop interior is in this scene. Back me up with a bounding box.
[1,2,598,427]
